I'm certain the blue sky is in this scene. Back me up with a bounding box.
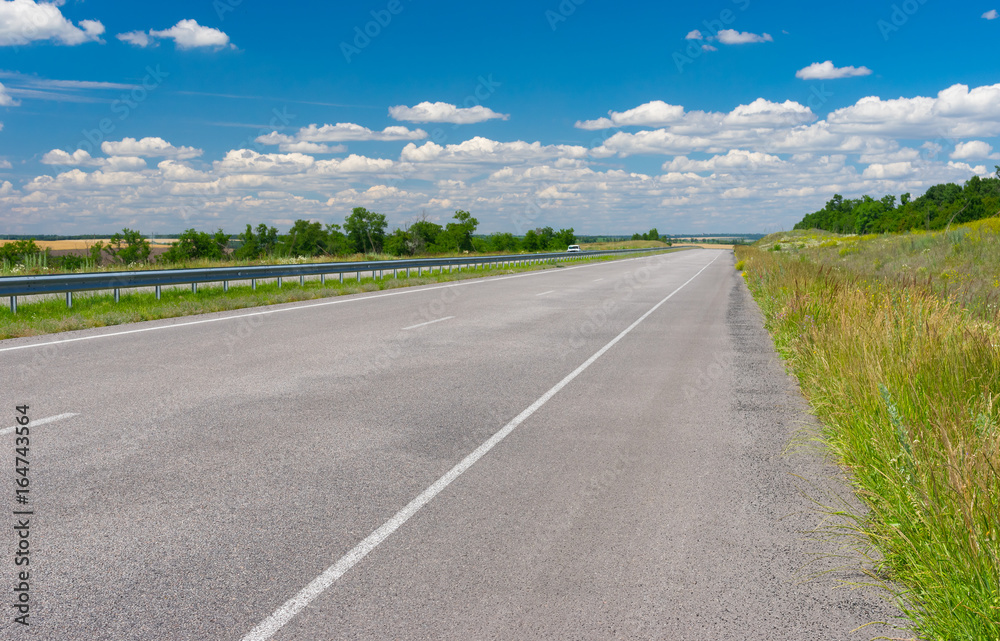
[1,0,998,236]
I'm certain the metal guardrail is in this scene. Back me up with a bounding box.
[0,247,673,313]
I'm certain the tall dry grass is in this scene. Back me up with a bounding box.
[736,243,1000,639]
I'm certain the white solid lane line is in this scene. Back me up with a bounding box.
[402,316,455,331]
[240,252,720,641]
[535,290,555,296]
[0,412,79,436]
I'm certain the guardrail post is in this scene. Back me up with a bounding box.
[252,279,257,291]
[9,296,15,314]
[66,292,72,309]
[192,283,198,294]
[224,281,229,293]
[339,273,343,283]
[300,275,305,287]
[156,285,161,300]
[394,268,398,279]
[114,289,120,303]
[277,277,282,288]
[321,274,326,285]
[356,271,360,282]
[406,267,410,277]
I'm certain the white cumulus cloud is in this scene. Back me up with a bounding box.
[795,61,873,80]
[388,101,509,124]
[685,29,703,39]
[576,100,686,130]
[275,142,347,154]
[983,9,999,19]
[216,149,315,175]
[400,137,587,166]
[0,0,104,46]
[256,122,427,145]
[116,30,152,47]
[41,148,99,166]
[146,19,232,50]
[716,29,772,44]
[101,137,202,159]
[579,98,814,134]
[951,140,998,160]
[827,82,1000,138]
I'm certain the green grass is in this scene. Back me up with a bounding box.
[736,219,1000,639]
[756,218,1000,321]
[0,248,684,340]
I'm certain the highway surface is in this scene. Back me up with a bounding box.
[1,249,901,640]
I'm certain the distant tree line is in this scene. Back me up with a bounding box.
[1,207,591,270]
[794,169,1000,234]
[630,228,661,241]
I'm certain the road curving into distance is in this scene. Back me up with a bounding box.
[1,248,902,640]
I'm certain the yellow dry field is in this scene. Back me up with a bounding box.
[579,240,671,251]
[0,239,177,250]
[680,243,735,250]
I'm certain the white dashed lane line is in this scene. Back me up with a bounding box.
[402,316,455,331]
[0,413,79,436]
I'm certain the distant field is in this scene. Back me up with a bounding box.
[677,242,735,249]
[579,240,670,250]
[0,238,177,250]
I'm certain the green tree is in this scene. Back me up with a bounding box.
[162,228,228,262]
[106,228,151,264]
[555,228,576,247]
[488,232,519,252]
[534,226,556,250]
[0,239,42,265]
[853,196,883,234]
[282,219,329,257]
[442,210,479,252]
[410,218,443,253]
[323,223,350,256]
[522,229,541,252]
[384,228,411,256]
[344,207,387,254]
[233,223,279,260]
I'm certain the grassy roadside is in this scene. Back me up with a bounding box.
[0,248,683,340]
[735,227,999,639]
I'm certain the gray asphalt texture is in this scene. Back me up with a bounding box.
[0,249,903,640]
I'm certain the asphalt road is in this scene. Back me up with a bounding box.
[1,249,901,640]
